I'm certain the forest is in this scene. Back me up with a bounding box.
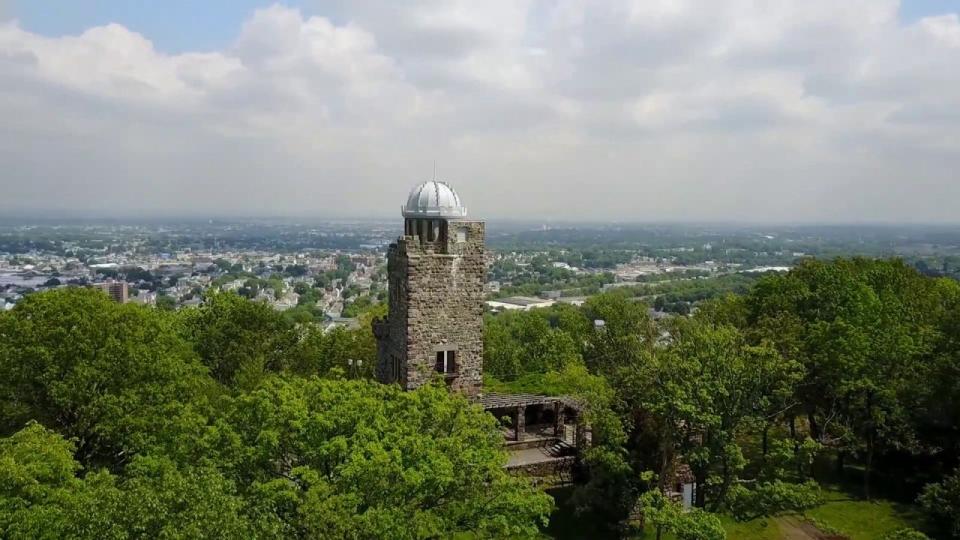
[2,258,960,539]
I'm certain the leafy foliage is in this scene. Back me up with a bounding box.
[483,259,959,536]
[0,288,210,465]
[637,489,725,540]
[230,377,552,538]
[4,256,960,537]
[0,290,551,538]
[0,423,257,539]
[179,291,301,386]
[613,318,802,511]
[483,309,583,380]
[744,259,960,497]
[918,468,960,538]
[880,529,931,540]
[727,480,822,521]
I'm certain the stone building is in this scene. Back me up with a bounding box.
[374,180,485,397]
[374,180,585,481]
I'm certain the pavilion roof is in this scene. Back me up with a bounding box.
[477,392,581,411]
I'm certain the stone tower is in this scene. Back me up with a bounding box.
[374,181,485,397]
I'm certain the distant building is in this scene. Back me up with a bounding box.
[130,290,157,306]
[156,263,191,275]
[180,297,203,308]
[324,317,361,333]
[486,296,556,312]
[94,281,129,303]
[273,292,300,311]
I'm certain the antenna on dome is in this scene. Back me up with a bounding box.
[432,160,437,181]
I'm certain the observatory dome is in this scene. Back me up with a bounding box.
[402,181,468,218]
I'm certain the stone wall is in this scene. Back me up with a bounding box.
[505,438,558,451]
[373,243,408,384]
[375,219,485,397]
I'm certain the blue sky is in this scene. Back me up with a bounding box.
[5,0,309,52]
[7,0,959,53]
[900,0,960,21]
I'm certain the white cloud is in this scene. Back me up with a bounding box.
[0,1,959,222]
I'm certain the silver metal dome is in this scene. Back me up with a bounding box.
[402,181,468,218]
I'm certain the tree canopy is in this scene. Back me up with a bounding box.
[4,257,960,538]
[0,289,551,539]
[482,258,960,538]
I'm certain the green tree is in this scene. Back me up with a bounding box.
[155,294,177,311]
[111,455,263,538]
[746,258,946,498]
[179,292,300,387]
[341,295,374,318]
[315,304,385,379]
[727,480,822,521]
[229,377,553,538]
[920,278,960,479]
[582,292,655,375]
[0,288,209,465]
[0,422,263,539]
[618,319,801,510]
[919,468,960,538]
[484,309,583,380]
[0,422,123,539]
[637,488,725,540]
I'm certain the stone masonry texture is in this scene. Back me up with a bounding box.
[374,219,485,397]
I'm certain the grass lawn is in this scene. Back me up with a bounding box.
[542,485,927,539]
[627,516,781,540]
[630,516,782,540]
[719,515,781,540]
[802,488,927,540]
[543,487,781,540]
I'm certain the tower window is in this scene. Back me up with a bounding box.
[427,220,436,242]
[435,350,457,374]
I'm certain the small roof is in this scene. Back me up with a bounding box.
[478,392,581,411]
[402,181,468,219]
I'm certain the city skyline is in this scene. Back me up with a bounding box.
[2,1,960,222]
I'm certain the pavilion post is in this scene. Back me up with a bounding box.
[516,405,526,441]
[553,402,563,437]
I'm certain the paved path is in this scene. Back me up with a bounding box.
[774,516,831,540]
[507,447,557,467]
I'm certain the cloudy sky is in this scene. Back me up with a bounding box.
[1,1,959,222]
